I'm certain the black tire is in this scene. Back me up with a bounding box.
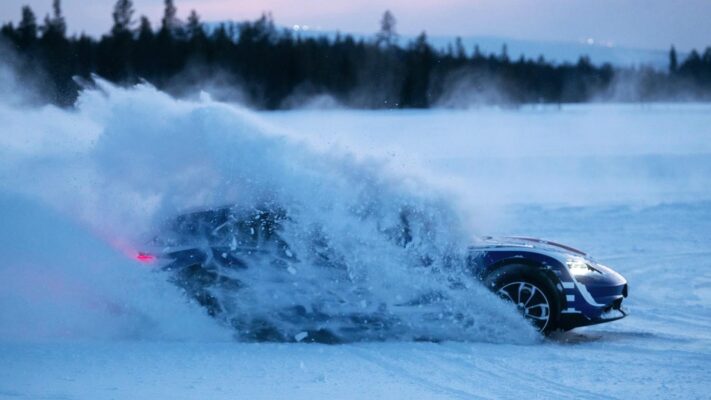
[484,263,561,334]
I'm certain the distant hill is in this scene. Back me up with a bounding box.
[425,35,675,68]
[278,26,675,68]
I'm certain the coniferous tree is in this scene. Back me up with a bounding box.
[37,0,72,105]
[186,10,203,39]
[137,15,153,39]
[185,9,208,65]
[473,45,482,58]
[161,0,180,33]
[669,45,678,73]
[500,44,510,63]
[1,2,711,107]
[400,32,433,108]
[154,0,184,83]
[43,0,66,37]
[134,16,156,77]
[111,0,135,36]
[17,6,38,48]
[679,50,702,81]
[103,0,136,81]
[454,37,466,59]
[375,10,397,47]
[0,22,14,41]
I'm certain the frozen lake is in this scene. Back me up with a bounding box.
[1,99,710,399]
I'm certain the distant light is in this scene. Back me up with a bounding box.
[293,25,300,31]
[586,38,595,45]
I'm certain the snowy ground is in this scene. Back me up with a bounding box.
[1,102,710,399]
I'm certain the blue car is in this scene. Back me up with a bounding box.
[469,236,628,333]
[139,207,628,338]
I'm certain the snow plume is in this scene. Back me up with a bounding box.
[434,68,514,108]
[0,76,537,343]
[0,41,47,107]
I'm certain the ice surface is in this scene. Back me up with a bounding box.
[0,80,710,397]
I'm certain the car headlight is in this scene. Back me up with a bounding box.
[566,257,602,275]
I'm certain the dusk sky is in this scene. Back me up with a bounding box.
[1,0,709,52]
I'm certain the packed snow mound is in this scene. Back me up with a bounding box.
[0,79,537,343]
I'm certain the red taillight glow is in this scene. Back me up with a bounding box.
[136,252,156,263]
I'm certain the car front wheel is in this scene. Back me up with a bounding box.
[485,264,561,334]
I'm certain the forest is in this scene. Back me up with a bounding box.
[2,0,711,108]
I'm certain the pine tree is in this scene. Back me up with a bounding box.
[111,0,135,36]
[375,10,397,47]
[161,0,180,33]
[500,43,509,63]
[17,6,38,46]
[704,47,711,64]
[134,16,155,77]
[400,32,433,108]
[669,45,678,73]
[680,49,702,78]
[455,37,466,59]
[42,0,66,38]
[413,31,429,53]
[39,0,71,106]
[5,1,711,107]
[186,10,203,39]
[137,15,153,40]
[100,0,136,83]
[472,44,483,61]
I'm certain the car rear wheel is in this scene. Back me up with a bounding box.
[485,264,561,334]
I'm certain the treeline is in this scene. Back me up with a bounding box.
[1,0,711,108]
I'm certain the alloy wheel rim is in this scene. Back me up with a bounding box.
[497,281,551,332]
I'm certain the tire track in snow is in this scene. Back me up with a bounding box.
[350,345,489,400]
[412,344,617,400]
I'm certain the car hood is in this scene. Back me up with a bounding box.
[471,236,588,257]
